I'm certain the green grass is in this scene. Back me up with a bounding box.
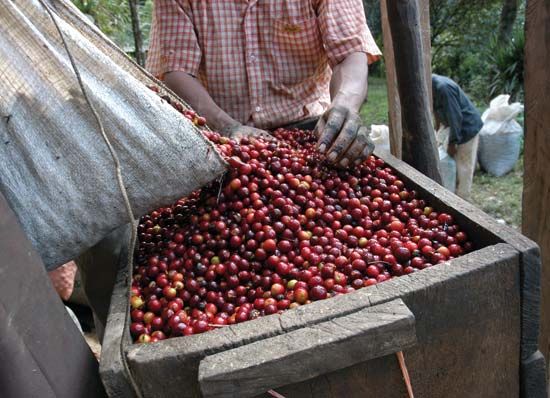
[360,77,389,126]
[360,76,523,231]
[470,158,523,230]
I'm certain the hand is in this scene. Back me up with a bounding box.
[220,123,274,141]
[447,143,458,157]
[315,105,375,167]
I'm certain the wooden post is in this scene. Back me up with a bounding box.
[522,0,550,374]
[386,0,442,184]
[381,0,432,159]
[419,0,432,107]
[380,0,403,159]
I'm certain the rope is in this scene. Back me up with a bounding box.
[38,1,141,397]
[397,351,414,398]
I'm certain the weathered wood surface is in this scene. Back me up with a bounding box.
[98,239,137,398]
[386,0,442,183]
[198,299,416,398]
[523,0,550,383]
[419,0,432,107]
[380,0,403,158]
[380,0,432,160]
[253,244,520,398]
[0,192,106,398]
[382,151,547,397]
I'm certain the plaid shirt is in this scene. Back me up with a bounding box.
[147,0,381,129]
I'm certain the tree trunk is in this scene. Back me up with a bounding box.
[498,0,519,43]
[128,0,144,66]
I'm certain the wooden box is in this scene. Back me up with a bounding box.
[99,153,546,398]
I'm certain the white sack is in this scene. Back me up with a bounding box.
[438,147,457,193]
[370,124,390,154]
[480,94,524,136]
[478,95,523,177]
[435,127,456,192]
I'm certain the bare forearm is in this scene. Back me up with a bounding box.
[329,52,369,113]
[164,71,237,130]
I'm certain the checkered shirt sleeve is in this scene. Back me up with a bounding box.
[317,0,382,67]
[146,0,201,79]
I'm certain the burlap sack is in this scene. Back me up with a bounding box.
[0,0,226,270]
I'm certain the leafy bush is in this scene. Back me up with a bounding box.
[431,1,502,104]
[487,27,524,102]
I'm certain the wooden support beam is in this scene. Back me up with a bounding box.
[0,192,106,398]
[381,0,432,160]
[381,0,402,158]
[419,0,432,107]
[522,0,550,375]
[386,0,442,183]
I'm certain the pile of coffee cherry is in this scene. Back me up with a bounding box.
[129,92,472,343]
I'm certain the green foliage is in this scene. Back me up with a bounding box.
[362,0,382,39]
[72,0,153,51]
[487,27,524,102]
[431,0,501,105]
[360,76,389,126]
[361,0,384,78]
[430,0,525,106]
[72,0,130,47]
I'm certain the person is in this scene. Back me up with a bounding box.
[432,74,483,201]
[146,1,381,167]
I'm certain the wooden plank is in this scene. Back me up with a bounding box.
[0,192,106,398]
[198,299,416,398]
[522,0,550,384]
[256,244,521,398]
[98,241,137,398]
[380,0,403,158]
[419,0,432,108]
[386,0,442,183]
[382,151,547,396]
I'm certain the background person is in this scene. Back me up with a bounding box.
[432,73,483,200]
